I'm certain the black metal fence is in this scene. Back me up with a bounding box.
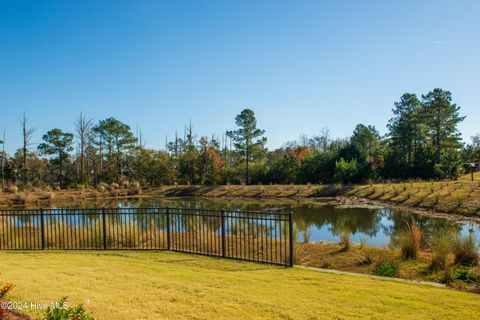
[0,208,294,266]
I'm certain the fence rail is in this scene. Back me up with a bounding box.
[0,207,294,266]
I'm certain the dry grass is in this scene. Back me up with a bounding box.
[459,171,480,181]
[347,180,480,216]
[453,233,479,266]
[429,232,453,272]
[1,251,479,320]
[399,219,422,260]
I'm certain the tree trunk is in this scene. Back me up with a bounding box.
[59,151,63,188]
[245,142,249,185]
[23,125,28,184]
[436,106,441,163]
[80,139,85,184]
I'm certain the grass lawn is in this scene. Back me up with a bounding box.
[0,252,479,319]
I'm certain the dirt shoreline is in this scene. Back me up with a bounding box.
[334,196,480,223]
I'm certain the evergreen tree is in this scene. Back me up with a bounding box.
[229,109,266,184]
[38,129,74,187]
[422,89,465,178]
[387,93,424,177]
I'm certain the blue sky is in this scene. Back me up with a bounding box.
[0,0,479,154]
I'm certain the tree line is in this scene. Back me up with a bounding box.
[0,88,479,190]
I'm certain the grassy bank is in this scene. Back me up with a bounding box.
[1,251,479,319]
[347,180,480,216]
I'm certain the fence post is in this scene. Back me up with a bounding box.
[166,207,171,250]
[221,209,226,257]
[102,208,107,250]
[289,212,294,267]
[40,208,45,250]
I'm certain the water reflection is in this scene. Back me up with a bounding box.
[54,197,479,247]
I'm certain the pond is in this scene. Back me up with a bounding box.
[55,197,480,248]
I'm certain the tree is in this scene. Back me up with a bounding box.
[93,118,136,182]
[387,93,424,177]
[20,112,36,185]
[333,158,359,183]
[309,128,331,153]
[229,109,266,184]
[472,133,480,149]
[135,147,175,186]
[471,134,480,168]
[38,129,74,187]
[178,145,198,184]
[198,137,223,185]
[422,89,465,164]
[351,124,385,171]
[74,113,93,184]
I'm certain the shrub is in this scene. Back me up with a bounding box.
[429,231,452,271]
[398,218,421,260]
[0,283,14,300]
[43,297,93,320]
[374,261,397,277]
[450,266,479,283]
[453,233,479,266]
[0,279,14,318]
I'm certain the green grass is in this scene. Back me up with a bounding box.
[1,251,479,319]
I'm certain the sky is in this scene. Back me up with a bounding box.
[0,0,479,154]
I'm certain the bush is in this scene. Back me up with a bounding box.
[398,218,421,260]
[429,231,452,271]
[374,261,397,277]
[453,233,479,266]
[0,283,14,300]
[0,279,14,318]
[43,297,93,320]
[450,266,479,283]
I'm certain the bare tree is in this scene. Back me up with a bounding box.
[74,113,93,184]
[20,112,36,185]
[185,120,194,146]
[318,127,331,153]
[298,134,309,148]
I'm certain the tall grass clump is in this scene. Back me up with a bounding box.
[453,232,479,266]
[429,231,452,271]
[398,218,421,260]
[339,232,351,252]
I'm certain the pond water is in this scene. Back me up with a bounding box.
[57,197,480,248]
